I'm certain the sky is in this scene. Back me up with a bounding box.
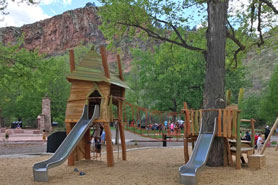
[0,0,277,31]
[0,0,102,28]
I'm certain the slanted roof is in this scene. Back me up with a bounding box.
[67,49,128,89]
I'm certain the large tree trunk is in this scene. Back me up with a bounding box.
[203,0,228,166]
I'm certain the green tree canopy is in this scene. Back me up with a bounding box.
[0,42,93,127]
[259,65,278,124]
[98,0,278,166]
[126,42,205,112]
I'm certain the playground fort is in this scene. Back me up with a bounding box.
[32,47,278,185]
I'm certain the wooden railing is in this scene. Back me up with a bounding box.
[183,109,241,139]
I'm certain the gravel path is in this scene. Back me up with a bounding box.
[0,142,47,155]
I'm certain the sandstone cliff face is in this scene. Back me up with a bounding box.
[0,6,138,70]
[1,7,105,55]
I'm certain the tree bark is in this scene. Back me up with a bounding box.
[203,0,228,166]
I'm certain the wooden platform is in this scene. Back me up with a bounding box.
[248,154,265,169]
[230,146,254,156]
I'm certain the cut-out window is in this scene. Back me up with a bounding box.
[88,90,101,118]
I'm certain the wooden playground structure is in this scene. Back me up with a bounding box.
[65,46,128,167]
[121,101,260,170]
[61,46,278,172]
[182,105,256,169]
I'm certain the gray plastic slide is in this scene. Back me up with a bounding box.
[33,105,99,182]
[179,120,216,185]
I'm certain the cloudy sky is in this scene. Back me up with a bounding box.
[0,0,101,28]
[0,0,277,29]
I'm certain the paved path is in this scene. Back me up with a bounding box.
[111,129,184,148]
[0,128,183,155]
[0,129,43,142]
[1,127,277,156]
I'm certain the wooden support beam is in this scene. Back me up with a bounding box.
[194,110,199,134]
[116,55,124,81]
[66,122,75,166]
[227,110,232,138]
[184,106,189,164]
[191,111,195,135]
[236,112,241,169]
[251,118,255,148]
[100,46,110,79]
[240,119,251,122]
[84,129,91,159]
[232,111,237,138]
[260,117,278,155]
[104,123,114,166]
[217,109,222,137]
[186,110,190,136]
[118,98,127,161]
[69,49,75,72]
[223,110,227,138]
[183,102,188,110]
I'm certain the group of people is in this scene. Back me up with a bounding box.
[242,125,271,153]
[256,125,270,153]
[91,123,105,160]
[164,120,183,136]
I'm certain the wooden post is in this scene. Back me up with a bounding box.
[184,108,189,163]
[66,123,74,166]
[227,110,232,138]
[217,109,222,136]
[232,111,237,138]
[116,55,124,81]
[104,122,114,166]
[260,117,278,155]
[194,110,199,135]
[191,111,195,135]
[118,98,127,160]
[223,109,227,138]
[84,129,91,159]
[183,102,188,109]
[236,112,241,169]
[69,50,75,72]
[186,109,190,136]
[100,46,110,79]
[251,118,255,148]
[225,138,233,166]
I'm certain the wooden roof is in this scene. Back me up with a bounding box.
[67,49,128,89]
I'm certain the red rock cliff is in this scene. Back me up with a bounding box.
[1,6,105,55]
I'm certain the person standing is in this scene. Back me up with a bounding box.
[170,122,174,135]
[265,125,270,140]
[42,129,47,143]
[164,120,168,130]
[4,128,9,142]
[257,133,264,153]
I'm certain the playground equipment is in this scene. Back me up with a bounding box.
[179,106,258,184]
[33,105,99,182]
[33,46,128,182]
[181,105,256,170]
[248,117,278,169]
[64,46,128,167]
[179,119,216,185]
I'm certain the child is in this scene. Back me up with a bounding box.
[94,137,102,160]
[101,130,106,145]
[4,128,9,141]
[256,133,263,153]
[42,130,47,142]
